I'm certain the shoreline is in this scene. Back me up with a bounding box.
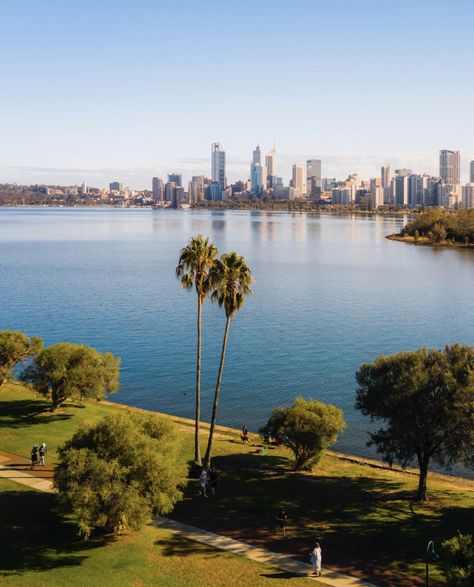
[386,233,474,249]
[101,397,474,487]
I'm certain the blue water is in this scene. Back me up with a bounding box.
[2,207,474,475]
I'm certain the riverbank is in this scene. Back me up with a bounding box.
[2,382,473,586]
[386,233,474,249]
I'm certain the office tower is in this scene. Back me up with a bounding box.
[463,183,474,208]
[408,174,428,208]
[188,175,204,203]
[168,173,182,187]
[381,165,392,188]
[306,159,321,197]
[174,186,185,207]
[331,187,352,206]
[369,186,384,208]
[109,181,123,192]
[211,142,226,187]
[470,160,474,183]
[265,147,277,186]
[253,144,262,164]
[250,162,266,195]
[394,175,409,207]
[80,181,88,195]
[292,164,305,196]
[152,176,164,201]
[164,181,176,203]
[439,150,460,185]
[209,182,223,201]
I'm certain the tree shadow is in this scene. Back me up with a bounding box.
[154,531,222,559]
[0,399,73,428]
[0,488,114,576]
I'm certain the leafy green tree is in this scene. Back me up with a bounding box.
[441,533,474,586]
[22,342,120,410]
[203,252,253,468]
[176,235,218,466]
[54,413,185,538]
[356,345,474,500]
[0,330,43,388]
[262,397,346,470]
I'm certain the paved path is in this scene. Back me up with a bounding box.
[155,517,377,587]
[0,449,377,586]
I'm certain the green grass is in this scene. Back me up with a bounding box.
[1,383,474,586]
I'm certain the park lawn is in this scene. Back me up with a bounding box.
[1,383,474,586]
[0,479,326,587]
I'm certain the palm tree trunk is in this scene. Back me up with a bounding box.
[194,296,203,466]
[203,316,231,468]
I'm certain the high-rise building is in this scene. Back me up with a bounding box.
[80,181,88,195]
[440,150,460,185]
[152,177,164,201]
[463,183,474,208]
[291,164,305,196]
[211,143,226,187]
[470,160,474,183]
[168,173,182,187]
[394,174,409,207]
[250,163,266,195]
[265,147,277,186]
[381,165,392,188]
[109,181,123,192]
[164,181,176,203]
[253,145,262,165]
[188,175,204,203]
[306,159,321,197]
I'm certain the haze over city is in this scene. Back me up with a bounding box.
[1,0,473,187]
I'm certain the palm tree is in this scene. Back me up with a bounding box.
[203,252,253,468]
[176,235,218,466]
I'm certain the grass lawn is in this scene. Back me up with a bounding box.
[1,383,474,586]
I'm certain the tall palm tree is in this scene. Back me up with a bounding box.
[203,252,253,468]
[176,235,218,466]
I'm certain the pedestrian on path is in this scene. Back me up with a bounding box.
[39,442,47,466]
[209,467,219,495]
[199,468,208,497]
[276,508,288,537]
[310,541,322,576]
[31,444,38,469]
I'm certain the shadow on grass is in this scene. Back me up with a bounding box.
[0,399,74,428]
[0,488,113,576]
[154,531,222,559]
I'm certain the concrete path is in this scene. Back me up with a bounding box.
[155,517,378,587]
[0,449,377,586]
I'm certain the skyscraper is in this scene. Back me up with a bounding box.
[168,173,182,187]
[470,160,474,183]
[439,150,460,185]
[265,147,277,182]
[211,143,226,187]
[306,159,321,197]
[253,145,262,165]
[250,145,265,195]
[381,165,392,188]
[292,164,305,196]
[152,176,164,201]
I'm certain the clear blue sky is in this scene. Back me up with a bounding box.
[1,0,473,188]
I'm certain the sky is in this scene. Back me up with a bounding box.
[1,0,473,189]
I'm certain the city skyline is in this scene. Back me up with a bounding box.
[0,0,473,188]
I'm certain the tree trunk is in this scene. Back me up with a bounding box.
[203,317,231,468]
[194,297,203,466]
[416,454,430,501]
[51,388,61,411]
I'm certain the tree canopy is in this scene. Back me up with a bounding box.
[22,342,120,409]
[402,209,474,244]
[441,533,474,586]
[356,345,474,500]
[54,412,185,538]
[0,330,43,388]
[262,397,346,470]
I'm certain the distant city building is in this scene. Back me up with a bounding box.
[394,174,409,207]
[470,160,474,183]
[408,174,429,208]
[291,163,305,196]
[152,176,164,201]
[463,183,474,208]
[306,159,321,198]
[211,142,226,187]
[381,165,392,188]
[439,150,460,186]
[250,145,265,195]
[80,181,88,195]
[331,187,352,206]
[265,147,277,186]
[168,173,182,187]
[188,175,205,203]
[253,144,262,165]
[109,181,123,192]
[369,186,384,208]
[209,181,223,201]
[164,181,176,203]
[322,177,337,191]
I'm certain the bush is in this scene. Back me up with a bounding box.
[54,412,186,538]
[441,533,474,586]
[261,397,346,470]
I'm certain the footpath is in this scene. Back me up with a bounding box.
[0,449,377,587]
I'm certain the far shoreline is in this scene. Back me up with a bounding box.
[386,233,474,250]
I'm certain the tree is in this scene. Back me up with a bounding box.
[0,330,43,388]
[261,397,346,470]
[54,412,185,538]
[203,252,253,468]
[22,342,120,410]
[176,235,218,466]
[355,345,474,501]
[441,533,474,586]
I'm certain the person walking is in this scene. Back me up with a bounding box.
[241,423,249,443]
[310,541,322,576]
[199,468,208,498]
[39,442,47,466]
[209,467,219,495]
[276,508,288,537]
[31,444,38,469]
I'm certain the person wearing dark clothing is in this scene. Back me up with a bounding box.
[209,468,219,495]
[276,508,288,537]
[31,445,38,469]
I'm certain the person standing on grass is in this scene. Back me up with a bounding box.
[31,444,38,469]
[199,468,208,497]
[39,442,47,466]
[276,508,288,537]
[209,467,219,495]
[310,541,322,576]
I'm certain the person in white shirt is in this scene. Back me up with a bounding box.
[310,541,322,576]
